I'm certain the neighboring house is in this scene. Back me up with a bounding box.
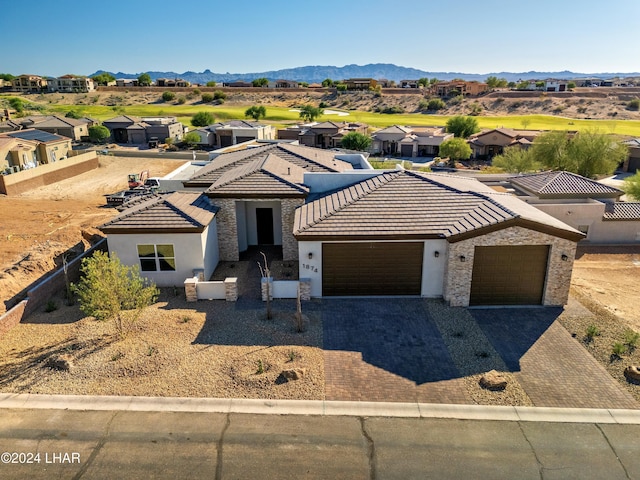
[194,120,275,148]
[102,115,184,144]
[277,121,368,149]
[222,81,253,88]
[100,192,219,287]
[269,79,298,88]
[156,78,190,87]
[370,125,452,157]
[5,115,91,141]
[399,80,420,88]
[507,170,640,243]
[343,78,377,90]
[47,75,95,93]
[0,129,72,171]
[11,75,47,93]
[115,79,139,87]
[468,128,541,159]
[293,170,583,305]
[433,81,488,97]
[623,139,640,173]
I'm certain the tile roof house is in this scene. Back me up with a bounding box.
[371,126,452,157]
[103,115,184,144]
[468,128,541,159]
[508,171,640,243]
[277,121,368,150]
[4,115,92,141]
[194,120,275,148]
[100,143,584,307]
[623,138,640,173]
[100,192,219,287]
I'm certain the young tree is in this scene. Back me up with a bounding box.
[92,73,115,86]
[191,111,215,127]
[183,131,201,147]
[567,81,576,90]
[492,147,541,173]
[299,104,323,122]
[245,105,267,121]
[418,78,430,88]
[340,132,372,151]
[0,73,15,81]
[439,138,472,165]
[137,73,152,86]
[72,251,158,337]
[321,78,334,87]
[88,125,110,143]
[206,81,217,87]
[623,171,640,200]
[445,116,480,138]
[252,77,269,87]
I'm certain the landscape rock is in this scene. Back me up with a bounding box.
[624,365,640,382]
[281,368,306,381]
[479,370,508,391]
[47,354,73,372]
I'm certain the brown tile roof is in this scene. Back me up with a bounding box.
[99,192,218,233]
[603,202,640,220]
[510,171,623,199]
[185,143,353,187]
[294,171,583,241]
[206,153,308,197]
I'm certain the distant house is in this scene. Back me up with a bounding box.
[11,75,47,93]
[623,139,640,173]
[194,120,275,148]
[343,78,377,90]
[47,75,95,93]
[271,79,298,89]
[277,121,368,149]
[433,81,488,97]
[370,125,452,157]
[4,115,93,142]
[156,78,190,87]
[222,81,253,88]
[0,129,72,172]
[399,80,420,89]
[102,115,184,144]
[115,79,139,87]
[507,170,640,243]
[468,128,541,159]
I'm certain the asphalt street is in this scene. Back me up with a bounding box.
[1,407,639,479]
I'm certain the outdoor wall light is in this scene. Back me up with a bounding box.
[561,254,568,261]
[308,252,313,259]
[434,251,439,258]
[460,255,466,262]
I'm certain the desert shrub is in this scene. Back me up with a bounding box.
[45,300,58,312]
[380,106,405,114]
[628,98,640,111]
[213,90,226,101]
[201,93,213,103]
[161,91,175,102]
[177,96,186,105]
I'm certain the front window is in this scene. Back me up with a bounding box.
[137,244,176,271]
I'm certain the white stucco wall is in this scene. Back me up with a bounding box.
[236,201,248,252]
[201,221,220,280]
[107,232,205,287]
[298,239,448,298]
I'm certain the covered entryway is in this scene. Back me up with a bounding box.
[470,245,549,305]
[256,208,274,244]
[322,242,423,296]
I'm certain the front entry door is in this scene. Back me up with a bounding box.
[256,208,274,245]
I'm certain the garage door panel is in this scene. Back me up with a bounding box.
[322,242,423,296]
[470,245,549,305]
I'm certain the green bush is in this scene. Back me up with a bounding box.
[45,300,58,313]
[177,96,186,105]
[161,91,175,102]
[628,98,640,111]
[213,90,226,101]
[427,98,446,111]
[585,324,600,342]
[201,93,214,103]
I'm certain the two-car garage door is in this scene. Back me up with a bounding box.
[470,245,549,305]
[322,242,423,296]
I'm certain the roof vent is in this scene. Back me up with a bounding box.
[287,167,290,175]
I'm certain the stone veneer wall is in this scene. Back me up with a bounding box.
[213,197,303,262]
[443,226,578,307]
[214,198,239,261]
[281,198,304,261]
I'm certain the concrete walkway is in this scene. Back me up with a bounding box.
[1,393,639,424]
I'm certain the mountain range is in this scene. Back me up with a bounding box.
[89,63,640,84]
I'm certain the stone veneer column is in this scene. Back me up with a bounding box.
[299,278,311,301]
[184,277,198,302]
[224,277,238,301]
[281,198,304,261]
[443,226,579,307]
[213,198,239,261]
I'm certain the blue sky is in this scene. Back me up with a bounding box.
[2,0,639,77]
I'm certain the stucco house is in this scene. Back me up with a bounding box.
[4,115,92,142]
[371,126,452,157]
[102,115,184,144]
[100,143,584,306]
[100,192,219,287]
[0,129,72,170]
[506,170,640,243]
[194,120,275,148]
[277,121,368,149]
[468,128,541,159]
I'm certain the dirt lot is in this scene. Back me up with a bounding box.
[0,155,186,313]
[571,249,640,331]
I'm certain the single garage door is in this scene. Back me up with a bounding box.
[401,144,413,157]
[322,242,423,296]
[470,245,549,305]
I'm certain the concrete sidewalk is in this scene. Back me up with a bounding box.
[1,393,639,424]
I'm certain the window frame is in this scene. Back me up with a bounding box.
[136,243,176,272]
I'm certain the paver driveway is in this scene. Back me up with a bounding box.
[322,298,639,408]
